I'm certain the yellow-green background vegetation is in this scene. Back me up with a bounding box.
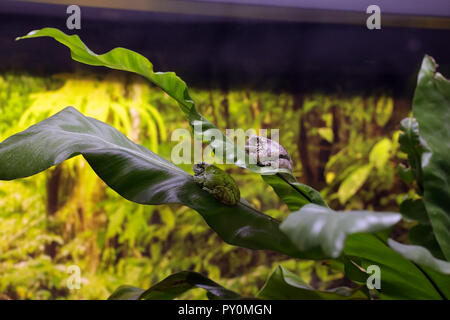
[0,70,409,299]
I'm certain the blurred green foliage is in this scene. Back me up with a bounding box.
[0,71,407,299]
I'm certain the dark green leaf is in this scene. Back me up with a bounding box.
[144,271,241,300]
[399,198,430,225]
[257,266,367,300]
[108,272,242,300]
[108,286,144,300]
[343,257,368,283]
[412,55,450,260]
[409,224,445,260]
[0,107,305,258]
[397,164,415,184]
[280,204,401,258]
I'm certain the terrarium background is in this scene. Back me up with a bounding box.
[1,3,450,299]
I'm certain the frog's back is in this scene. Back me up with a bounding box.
[205,165,240,205]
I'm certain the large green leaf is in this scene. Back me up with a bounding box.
[397,116,442,257]
[108,271,242,300]
[257,266,367,300]
[412,55,450,260]
[110,271,241,300]
[279,204,401,258]
[16,27,326,211]
[0,107,307,258]
[344,234,448,299]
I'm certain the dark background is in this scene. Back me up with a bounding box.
[1,1,450,97]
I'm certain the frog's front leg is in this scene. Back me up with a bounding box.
[201,186,215,195]
[193,175,205,185]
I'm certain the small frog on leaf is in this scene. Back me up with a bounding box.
[193,162,241,206]
[245,135,293,171]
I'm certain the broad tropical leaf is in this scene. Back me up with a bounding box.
[257,266,367,300]
[412,55,450,260]
[109,271,241,300]
[397,117,442,258]
[0,107,306,258]
[140,271,242,300]
[280,204,401,258]
[108,286,144,300]
[108,271,242,300]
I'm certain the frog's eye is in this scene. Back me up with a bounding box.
[193,162,207,175]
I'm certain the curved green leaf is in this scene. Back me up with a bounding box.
[108,271,242,300]
[280,204,401,258]
[140,271,241,300]
[16,27,326,211]
[0,107,306,258]
[257,266,367,300]
[108,286,144,300]
[17,28,195,115]
[399,198,429,225]
[412,55,450,260]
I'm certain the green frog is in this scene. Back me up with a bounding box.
[193,162,241,206]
